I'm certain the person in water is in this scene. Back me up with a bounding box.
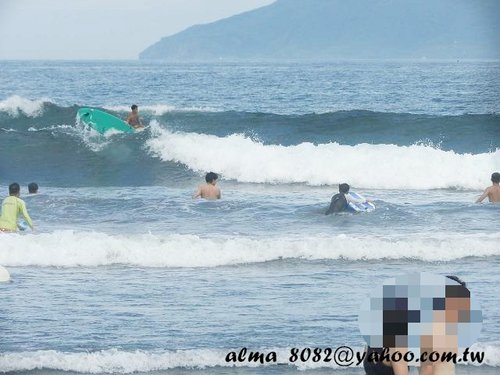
[325,183,370,214]
[193,172,221,200]
[126,104,144,129]
[0,183,34,232]
[476,172,500,203]
[363,275,468,375]
[28,182,38,194]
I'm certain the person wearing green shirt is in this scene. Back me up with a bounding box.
[0,183,34,232]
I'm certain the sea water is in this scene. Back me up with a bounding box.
[0,61,499,374]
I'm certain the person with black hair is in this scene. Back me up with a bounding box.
[193,172,221,200]
[0,183,34,232]
[325,183,370,215]
[126,104,144,129]
[476,172,500,203]
[419,275,469,375]
[28,182,38,194]
[364,275,468,375]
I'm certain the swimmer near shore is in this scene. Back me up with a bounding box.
[325,183,372,214]
[193,172,221,200]
[0,183,34,233]
[476,172,500,203]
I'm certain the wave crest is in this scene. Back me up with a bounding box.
[1,343,499,373]
[147,126,499,190]
[0,95,49,117]
[0,231,498,268]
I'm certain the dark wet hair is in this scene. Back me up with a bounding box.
[339,183,350,194]
[446,275,466,288]
[28,182,38,193]
[491,172,500,184]
[9,183,20,195]
[131,104,138,110]
[205,172,218,183]
[446,275,470,301]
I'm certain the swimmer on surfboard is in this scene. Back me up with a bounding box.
[126,104,144,129]
[325,183,371,215]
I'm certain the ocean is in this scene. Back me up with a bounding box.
[0,60,499,374]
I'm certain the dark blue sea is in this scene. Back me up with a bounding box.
[0,61,499,374]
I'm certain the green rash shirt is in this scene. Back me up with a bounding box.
[0,196,33,231]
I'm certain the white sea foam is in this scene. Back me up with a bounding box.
[73,115,118,152]
[0,231,498,268]
[103,104,219,115]
[146,126,499,190]
[467,342,500,367]
[0,343,498,373]
[0,95,48,117]
[0,348,324,373]
[27,124,74,132]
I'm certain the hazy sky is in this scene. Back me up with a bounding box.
[0,0,275,59]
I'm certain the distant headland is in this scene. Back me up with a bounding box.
[140,0,500,61]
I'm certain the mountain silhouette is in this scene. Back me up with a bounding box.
[140,0,500,60]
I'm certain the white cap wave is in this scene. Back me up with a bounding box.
[1,343,499,373]
[0,231,498,268]
[103,104,219,115]
[0,95,49,117]
[146,125,499,190]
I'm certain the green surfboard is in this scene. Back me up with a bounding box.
[78,108,134,134]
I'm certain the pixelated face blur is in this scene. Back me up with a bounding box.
[358,272,482,358]
[445,284,471,323]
